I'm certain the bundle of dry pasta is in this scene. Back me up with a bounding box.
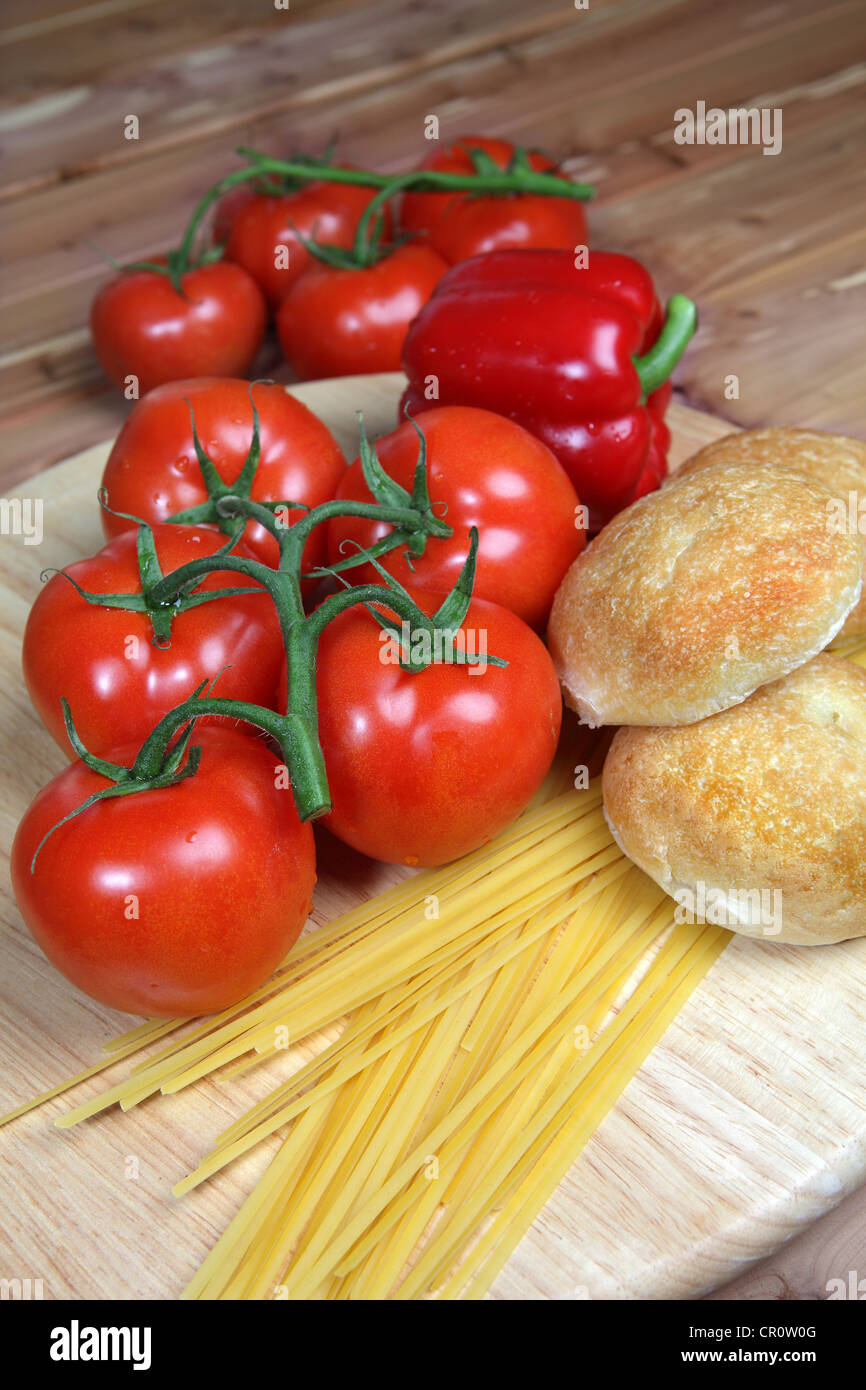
[839,634,866,668]
[3,783,616,1129]
[178,856,727,1298]
[3,777,728,1298]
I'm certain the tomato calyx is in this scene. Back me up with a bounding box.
[29,696,205,871]
[119,242,228,297]
[234,144,343,199]
[456,142,561,201]
[152,413,452,612]
[157,393,450,580]
[89,241,223,298]
[291,174,418,271]
[309,414,451,581]
[287,211,409,271]
[162,386,309,549]
[358,412,445,556]
[323,525,508,674]
[45,495,264,647]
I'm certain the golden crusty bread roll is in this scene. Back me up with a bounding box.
[673,427,866,638]
[602,654,866,946]
[547,462,864,727]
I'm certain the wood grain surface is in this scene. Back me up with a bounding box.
[1,375,865,1301]
[1,0,866,488]
[2,0,865,1300]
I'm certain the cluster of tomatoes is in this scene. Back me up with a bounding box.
[89,136,590,395]
[12,374,587,1018]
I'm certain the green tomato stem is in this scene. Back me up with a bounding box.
[131,695,291,778]
[59,415,473,826]
[147,550,277,609]
[350,173,423,265]
[174,152,595,277]
[129,579,440,821]
[279,496,451,571]
[242,153,595,200]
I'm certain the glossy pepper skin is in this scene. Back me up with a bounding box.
[401,249,696,532]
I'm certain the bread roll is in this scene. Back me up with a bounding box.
[547,462,864,727]
[602,654,866,946]
[675,427,866,638]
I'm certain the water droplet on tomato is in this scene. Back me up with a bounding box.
[186,831,197,843]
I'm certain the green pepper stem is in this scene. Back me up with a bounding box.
[633,294,698,398]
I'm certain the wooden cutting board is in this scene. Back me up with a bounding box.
[1,373,864,1301]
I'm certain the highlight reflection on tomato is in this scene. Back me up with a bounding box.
[90,261,266,395]
[100,378,346,569]
[275,244,446,379]
[309,588,563,866]
[11,728,316,1018]
[327,406,584,629]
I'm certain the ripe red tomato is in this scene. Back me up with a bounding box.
[312,588,563,865]
[100,378,346,568]
[23,525,284,757]
[218,173,390,308]
[11,727,316,1017]
[327,406,584,629]
[275,244,447,379]
[212,183,260,245]
[399,136,588,264]
[90,261,266,395]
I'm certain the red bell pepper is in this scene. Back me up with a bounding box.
[401,249,697,531]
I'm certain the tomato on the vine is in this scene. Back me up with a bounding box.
[217,172,390,308]
[310,588,563,866]
[212,183,260,245]
[100,378,346,569]
[275,244,447,380]
[399,136,588,263]
[90,261,266,395]
[327,406,584,630]
[11,727,316,1017]
[23,524,284,757]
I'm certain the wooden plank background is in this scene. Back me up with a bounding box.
[1,0,865,1300]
